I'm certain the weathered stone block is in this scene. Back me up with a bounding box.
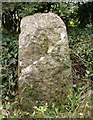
[19,12,72,110]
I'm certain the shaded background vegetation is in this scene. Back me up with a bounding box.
[1,2,93,118]
[2,2,93,32]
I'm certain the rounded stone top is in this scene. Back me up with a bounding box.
[20,12,66,31]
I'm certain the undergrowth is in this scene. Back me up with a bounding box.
[0,26,93,119]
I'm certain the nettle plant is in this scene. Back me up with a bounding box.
[1,30,18,101]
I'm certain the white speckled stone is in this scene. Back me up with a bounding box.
[19,12,72,110]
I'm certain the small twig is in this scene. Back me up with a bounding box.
[70,49,93,65]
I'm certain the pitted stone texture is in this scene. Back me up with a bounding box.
[19,12,72,108]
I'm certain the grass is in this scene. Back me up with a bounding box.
[0,82,92,118]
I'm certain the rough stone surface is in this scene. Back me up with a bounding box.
[19,12,72,109]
